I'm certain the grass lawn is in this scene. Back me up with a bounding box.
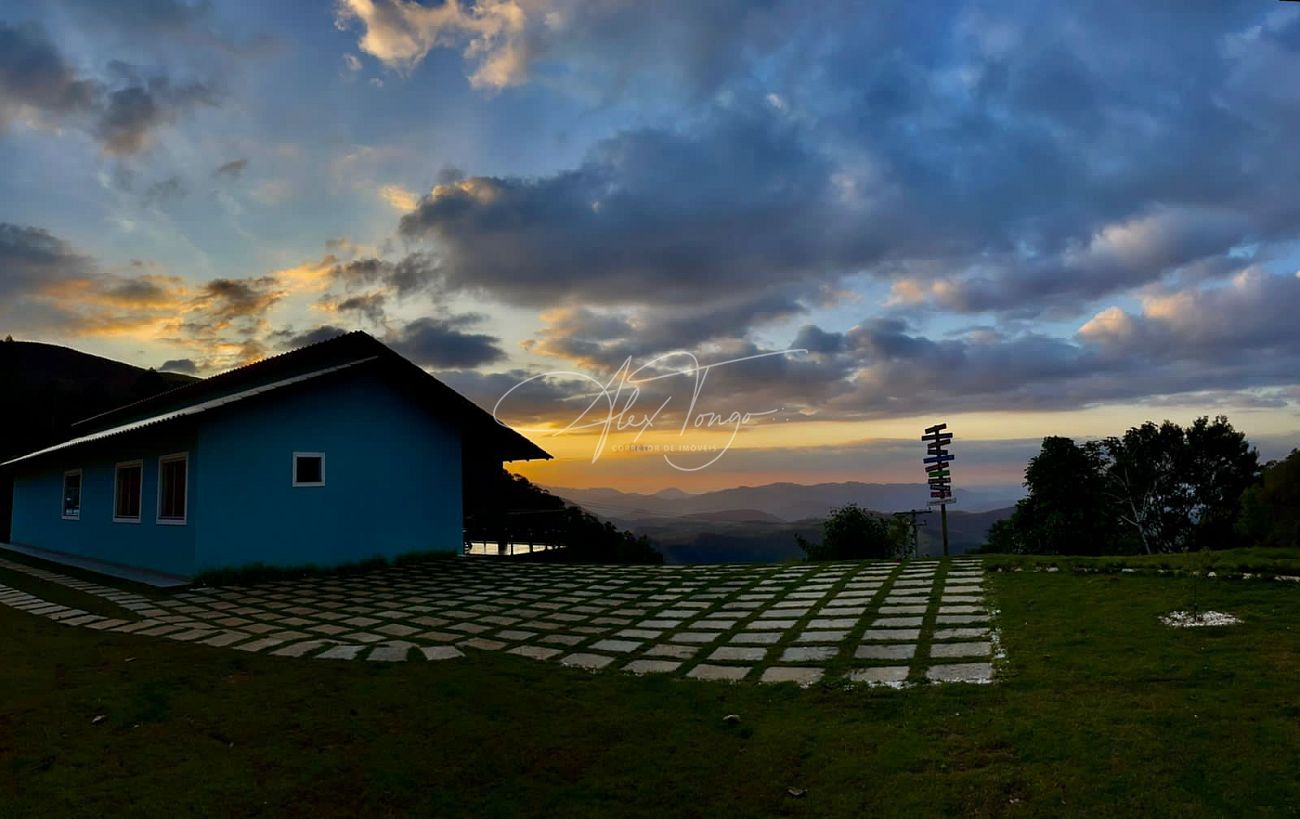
[1,566,1297,817]
[982,547,1300,578]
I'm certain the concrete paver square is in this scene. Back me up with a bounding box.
[560,653,614,670]
[847,666,910,686]
[781,645,836,662]
[623,659,680,674]
[421,645,465,660]
[861,628,921,641]
[590,639,642,653]
[794,630,848,642]
[929,641,992,658]
[760,666,823,686]
[872,616,924,627]
[369,642,415,661]
[686,664,750,681]
[708,646,767,662]
[933,627,989,640]
[644,643,699,659]
[855,643,916,660]
[672,631,720,644]
[317,644,365,660]
[460,637,507,651]
[729,632,784,645]
[509,644,562,661]
[807,618,858,629]
[926,662,993,683]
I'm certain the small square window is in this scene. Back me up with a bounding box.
[293,453,325,487]
[62,470,81,519]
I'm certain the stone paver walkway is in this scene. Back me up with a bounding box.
[0,555,997,686]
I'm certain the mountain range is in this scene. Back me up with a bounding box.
[547,481,1023,520]
[546,482,1022,563]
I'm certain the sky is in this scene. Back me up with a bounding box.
[1,0,1298,493]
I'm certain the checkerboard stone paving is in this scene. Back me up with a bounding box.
[0,554,997,686]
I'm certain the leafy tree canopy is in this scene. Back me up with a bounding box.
[988,416,1262,555]
[798,503,903,561]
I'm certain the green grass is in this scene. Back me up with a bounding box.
[1,568,1297,816]
[982,546,1300,577]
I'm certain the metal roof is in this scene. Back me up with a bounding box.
[2,358,375,468]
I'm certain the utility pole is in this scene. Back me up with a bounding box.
[892,508,931,559]
[921,423,955,557]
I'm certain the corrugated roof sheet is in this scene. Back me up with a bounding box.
[2,358,375,467]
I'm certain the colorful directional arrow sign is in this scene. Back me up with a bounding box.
[921,422,955,556]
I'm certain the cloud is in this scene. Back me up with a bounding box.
[334,0,795,97]
[213,158,248,179]
[0,22,99,128]
[329,252,439,299]
[335,0,531,88]
[378,183,419,211]
[1078,268,1300,361]
[386,315,506,368]
[0,22,221,155]
[380,1,1300,332]
[159,357,198,375]
[142,175,187,206]
[332,292,388,325]
[273,325,352,350]
[399,110,865,309]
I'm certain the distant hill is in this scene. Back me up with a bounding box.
[610,507,1013,564]
[546,481,1020,564]
[547,481,1023,521]
[681,509,784,523]
[0,339,197,539]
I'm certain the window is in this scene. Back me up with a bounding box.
[293,452,325,487]
[157,453,188,524]
[62,470,81,519]
[113,460,143,522]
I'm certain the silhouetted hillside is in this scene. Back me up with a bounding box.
[548,481,1024,520]
[0,339,196,539]
[615,506,1014,564]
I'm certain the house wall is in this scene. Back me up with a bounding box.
[192,371,463,573]
[9,426,198,577]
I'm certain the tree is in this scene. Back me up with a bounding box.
[797,503,901,561]
[1098,416,1258,553]
[1181,416,1261,550]
[987,436,1114,554]
[1237,449,1300,549]
[1097,421,1188,554]
[985,417,1261,555]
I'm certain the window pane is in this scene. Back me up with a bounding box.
[116,464,141,519]
[63,473,81,516]
[295,455,323,484]
[159,457,186,520]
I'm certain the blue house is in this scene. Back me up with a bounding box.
[1,332,549,584]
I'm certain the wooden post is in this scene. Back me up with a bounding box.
[940,502,949,557]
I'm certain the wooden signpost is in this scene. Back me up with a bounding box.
[922,423,954,556]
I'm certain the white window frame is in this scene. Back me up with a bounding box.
[156,451,189,526]
[61,469,82,520]
[113,459,144,524]
[292,452,326,487]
